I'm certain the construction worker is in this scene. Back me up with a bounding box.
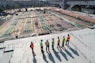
[62,36,65,48]
[45,40,50,54]
[66,34,70,45]
[57,37,60,49]
[30,42,35,56]
[52,38,55,50]
[40,40,44,53]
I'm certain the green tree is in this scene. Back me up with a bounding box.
[0,6,4,12]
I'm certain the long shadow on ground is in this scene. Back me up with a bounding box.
[60,50,68,61]
[52,48,62,62]
[33,56,37,63]
[64,49,74,59]
[66,45,79,56]
[48,53,55,63]
[42,52,48,63]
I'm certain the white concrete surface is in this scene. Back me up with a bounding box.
[0,28,95,63]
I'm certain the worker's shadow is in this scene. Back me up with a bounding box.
[48,53,55,63]
[60,50,68,61]
[66,45,79,56]
[33,56,37,63]
[52,48,62,61]
[42,52,48,63]
[64,49,74,59]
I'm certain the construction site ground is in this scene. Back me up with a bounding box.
[0,7,94,38]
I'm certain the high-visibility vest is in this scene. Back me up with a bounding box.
[40,42,43,47]
[45,42,49,46]
[67,36,70,41]
[58,39,60,44]
[30,43,34,48]
[52,40,54,45]
[62,38,65,43]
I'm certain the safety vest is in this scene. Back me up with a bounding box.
[67,36,70,41]
[45,41,49,46]
[62,38,65,43]
[58,39,60,44]
[30,43,34,48]
[52,40,54,45]
[40,42,43,47]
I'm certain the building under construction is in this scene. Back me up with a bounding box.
[0,1,95,63]
[0,7,95,39]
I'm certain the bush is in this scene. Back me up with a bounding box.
[0,6,4,12]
